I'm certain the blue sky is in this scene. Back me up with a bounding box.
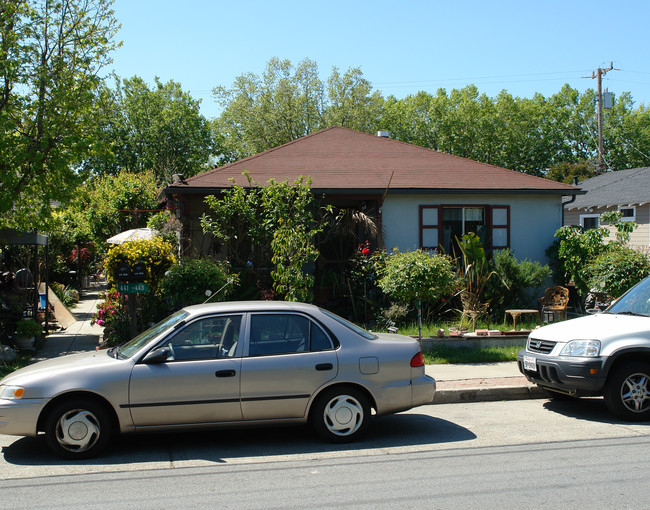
[109,0,650,119]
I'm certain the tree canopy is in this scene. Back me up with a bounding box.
[212,58,384,161]
[60,170,161,250]
[84,76,215,183]
[213,59,650,176]
[0,0,120,229]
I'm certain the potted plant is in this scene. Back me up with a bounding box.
[15,319,41,350]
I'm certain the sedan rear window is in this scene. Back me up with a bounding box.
[320,309,377,340]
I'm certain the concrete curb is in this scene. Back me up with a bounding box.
[433,384,547,404]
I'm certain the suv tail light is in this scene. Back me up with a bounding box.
[410,352,425,367]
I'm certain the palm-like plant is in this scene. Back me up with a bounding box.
[457,233,501,330]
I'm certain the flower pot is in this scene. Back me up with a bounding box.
[15,335,35,350]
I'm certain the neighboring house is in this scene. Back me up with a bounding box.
[564,167,650,250]
[163,126,579,264]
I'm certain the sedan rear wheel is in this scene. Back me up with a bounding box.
[604,362,650,421]
[44,398,112,459]
[311,386,370,443]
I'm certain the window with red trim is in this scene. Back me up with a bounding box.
[419,206,440,250]
[419,205,510,251]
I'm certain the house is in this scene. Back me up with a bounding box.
[564,167,650,250]
[163,126,580,264]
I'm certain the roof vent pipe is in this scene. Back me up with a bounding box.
[377,131,390,138]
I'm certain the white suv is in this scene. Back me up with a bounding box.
[518,276,650,421]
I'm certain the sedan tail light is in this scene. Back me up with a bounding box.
[410,352,425,367]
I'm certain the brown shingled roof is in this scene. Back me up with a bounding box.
[169,126,578,195]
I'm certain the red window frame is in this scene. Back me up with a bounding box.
[419,205,511,251]
[489,205,510,250]
[419,205,441,251]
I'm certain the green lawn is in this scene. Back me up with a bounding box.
[423,344,524,364]
[394,319,540,337]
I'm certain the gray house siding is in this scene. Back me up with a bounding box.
[383,193,562,263]
[565,204,650,249]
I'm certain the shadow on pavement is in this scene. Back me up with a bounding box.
[542,396,650,425]
[1,413,476,466]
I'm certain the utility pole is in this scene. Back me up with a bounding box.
[590,62,616,173]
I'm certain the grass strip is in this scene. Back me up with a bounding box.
[423,344,524,364]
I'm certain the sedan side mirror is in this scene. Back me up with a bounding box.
[143,347,171,364]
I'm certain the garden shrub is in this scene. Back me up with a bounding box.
[104,238,176,288]
[378,250,456,320]
[546,225,608,295]
[50,282,77,308]
[485,249,551,319]
[271,220,319,302]
[347,241,389,324]
[587,247,650,298]
[160,258,238,311]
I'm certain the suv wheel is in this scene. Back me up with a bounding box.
[603,362,650,421]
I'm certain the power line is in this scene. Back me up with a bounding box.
[374,69,592,88]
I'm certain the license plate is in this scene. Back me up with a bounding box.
[524,355,537,372]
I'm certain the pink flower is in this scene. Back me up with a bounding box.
[96,319,105,326]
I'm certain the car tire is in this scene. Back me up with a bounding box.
[311,386,370,443]
[603,361,650,421]
[44,398,113,459]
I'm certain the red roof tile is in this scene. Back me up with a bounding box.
[169,127,577,195]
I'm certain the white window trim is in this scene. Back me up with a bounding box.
[580,214,600,228]
[618,206,636,222]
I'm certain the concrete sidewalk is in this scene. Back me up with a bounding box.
[30,284,105,364]
[31,289,544,404]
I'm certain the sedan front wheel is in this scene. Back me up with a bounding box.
[44,398,112,459]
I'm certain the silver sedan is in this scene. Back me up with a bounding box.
[0,301,435,459]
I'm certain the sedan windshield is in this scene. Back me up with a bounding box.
[116,310,189,359]
[607,277,650,316]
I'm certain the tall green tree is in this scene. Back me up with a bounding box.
[65,170,160,249]
[212,58,384,160]
[0,0,120,229]
[383,84,650,176]
[84,76,214,183]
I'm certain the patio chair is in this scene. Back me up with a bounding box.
[539,285,570,322]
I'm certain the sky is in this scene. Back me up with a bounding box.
[109,0,650,120]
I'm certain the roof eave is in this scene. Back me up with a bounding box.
[163,185,583,197]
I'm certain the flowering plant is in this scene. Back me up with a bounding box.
[92,290,129,346]
[104,238,176,288]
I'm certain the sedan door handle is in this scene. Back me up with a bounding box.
[315,363,333,371]
[215,370,236,378]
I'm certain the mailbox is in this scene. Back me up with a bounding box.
[115,262,132,282]
[132,262,147,282]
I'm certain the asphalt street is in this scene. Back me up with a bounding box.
[1,399,649,508]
